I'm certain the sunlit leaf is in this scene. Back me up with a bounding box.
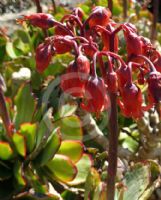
[46,154,77,183]
[13,133,26,157]
[57,140,83,163]
[0,142,13,160]
[20,123,37,153]
[68,154,93,185]
[54,115,83,141]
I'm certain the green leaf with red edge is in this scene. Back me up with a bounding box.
[14,161,27,191]
[12,133,26,157]
[54,115,83,141]
[35,128,61,166]
[46,154,77,183]
[67,154,93,185]
[20,123,37,153]
[36,109,53,148]
[0,142,13,160]
[14,83,36,129]
[57,140,84,163]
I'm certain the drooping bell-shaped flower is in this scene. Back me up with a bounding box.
[76,54,90,80]
[123,28,143,58]
[18,13,55,29]
[81,76,110,114]
[88,6,111,27]
[60,61,85,97]
[118,82,143,118]
[116,64,131,90]
[53,36,72,54]
[101,23,119,53]
[35,42,53,73]
[106,71,118,93]
[147,71,161,104]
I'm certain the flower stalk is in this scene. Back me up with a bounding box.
[107,33,119,200]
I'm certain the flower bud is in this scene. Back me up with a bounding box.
[18,13,55,29]
[60,61,85,97]
[147,71,161,103]
[76,55,90,80]
[81,76,110,114]
[53,36,72,54]
[106,71,118,93]
[118,83,143,118]
[124,29,143,58]
[88,6,111,27]
[101,24,119,52]
[35,42,52,73]
[116,65,131,89]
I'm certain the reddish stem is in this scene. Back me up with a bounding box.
[106,32,119,200]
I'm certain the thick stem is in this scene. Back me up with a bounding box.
[107,92,118,200]
[107,33,119,200]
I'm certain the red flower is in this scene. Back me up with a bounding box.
[116,65,131,90]
[88,6,111,27]
[54,25,69,36]
[76,55,90,80]
[106,71,118,93]
[123,29,143,58]
[118,82,143,118]
[35,42,52,73]
[83,44,96,58]
[147,71,161,104]
[53,36,72,54]
[60,61,85,97]
[18,13,55,29]
[81,76,110,114]
[101,24,119,52]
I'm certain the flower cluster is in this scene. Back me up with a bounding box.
[20,6,161,118]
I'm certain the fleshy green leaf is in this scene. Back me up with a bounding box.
[6,42,18,59]
[14,161,26,191]
[67,154,93,185]
[20,123,37,153]
[46,154,77,183]
[57,140,83,163]
[0,142,13,160]
[54,115,83,141]
[13,133,26,157]
[35,128,61,166]
[14,83,36,129]
[36,109,53,148]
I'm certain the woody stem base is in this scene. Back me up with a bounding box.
[107,92,118,200]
